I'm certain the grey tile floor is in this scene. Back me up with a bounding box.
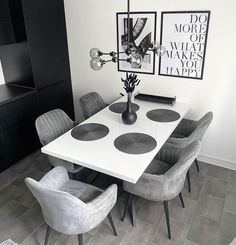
[0,150,236,245]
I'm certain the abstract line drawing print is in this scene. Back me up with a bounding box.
[117,12,157,74]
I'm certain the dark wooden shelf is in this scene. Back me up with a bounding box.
[8,80,35,89]
[0,83,35,106]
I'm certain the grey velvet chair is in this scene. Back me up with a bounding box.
[122,141,201,240]
[80,92,107,119]
[25,166,118,245]
[35,109,83,177]
[167,111,213,192]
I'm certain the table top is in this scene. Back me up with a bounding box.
[42,96,189,183]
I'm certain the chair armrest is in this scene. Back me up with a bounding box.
[86,184,117,225]
[123,174,166,201]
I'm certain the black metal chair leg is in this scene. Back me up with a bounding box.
[130,194,136,226]
[179,192,185,208]
[69,172,73,179]
[121,193,131,221]
[44,225,51,245]
[195,159,200,172]
[73,173,77,180]
[187,170,191,193]
[78,234,83,245]
[108,213,118,236]
[90,172,100,184]
[163,201,171,240]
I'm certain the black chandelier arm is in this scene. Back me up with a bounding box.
[100,52,116,56]
[103,59,113,63]
[119,58,131,62]
[102,57,131,64]
[99,51,126,57]
[103,57,118,64]
[117,51,126,55]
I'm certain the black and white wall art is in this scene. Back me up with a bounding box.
[159,11,210,79]
[117,12,157,74]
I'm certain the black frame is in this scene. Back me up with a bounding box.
[116,11,157,75]
[158,11,211,80]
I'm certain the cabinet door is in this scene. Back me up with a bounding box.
[0,132,8,172]
[0,0,15,44]
[21,0,72,89]
[36,80,74,120]
[0,92,37,128]
[2,117,40,168]
[0,93,40,172]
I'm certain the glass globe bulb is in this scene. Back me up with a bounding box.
[151,41,161,50]
[130,53,142,68]
[89,48,101,58]
[90,58,104,71]
[155,45,167,56]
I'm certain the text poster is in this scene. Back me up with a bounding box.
[159,11,210,79]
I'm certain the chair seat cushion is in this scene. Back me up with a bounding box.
[145,158,171,175]
[61,180,102,203]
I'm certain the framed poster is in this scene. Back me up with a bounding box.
[159,11,210,79]
[116,12,157,75]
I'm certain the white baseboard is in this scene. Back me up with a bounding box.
[198,154,236,171]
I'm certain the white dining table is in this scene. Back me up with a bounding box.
[42,96,189,184]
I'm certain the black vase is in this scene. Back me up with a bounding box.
[122,94,137,125]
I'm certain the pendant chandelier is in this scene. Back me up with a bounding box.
[89,0,166,71]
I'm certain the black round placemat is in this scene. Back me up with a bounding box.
[109,102,140,114]
[114,133,157,154]
[146,109,180,122]
[71,123,109,141]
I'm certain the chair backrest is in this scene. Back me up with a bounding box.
[189,111,213,143]
[80,92,107,119]
[162,140,201,200]
[35,109,73,146]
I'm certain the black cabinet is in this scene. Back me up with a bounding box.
[0,0,74,172]
[0,90,40,171]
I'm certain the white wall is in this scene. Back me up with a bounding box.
[64,0,236,169]
[0,60,5,85]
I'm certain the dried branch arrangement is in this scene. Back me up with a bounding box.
[121,73,140,93]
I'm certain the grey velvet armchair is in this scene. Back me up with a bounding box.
[35,109,83,177]
[167,111,213,191]
[25,166,118,245]
[80,92,107,119]
[122,140,201,240]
